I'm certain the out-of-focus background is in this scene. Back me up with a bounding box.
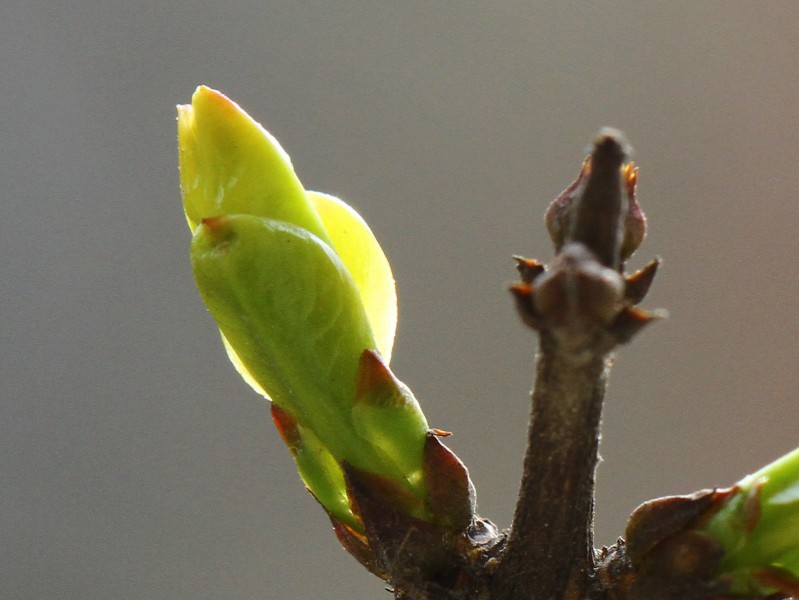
[3,3,798,599]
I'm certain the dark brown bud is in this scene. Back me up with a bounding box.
[423,433,476,533]
[534,243,625,329]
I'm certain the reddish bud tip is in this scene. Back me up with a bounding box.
[270,404,302,455]
[624,258,661,305]
[545,157,591,252]
[423,433,476,533]
[430,428,452,437]
[199,214,231,232]
[621,162,647,261]
[355,349,407,408]
[513,256,546,284]
[625,490,722,563]
[609,306,666,345]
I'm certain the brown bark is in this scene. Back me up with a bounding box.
[493,338,610,600]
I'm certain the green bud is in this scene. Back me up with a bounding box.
[191,214,379,469]
[307,191,397,363]
[178,87,397,364]
[704,445,799,596]
[178,87,437,535]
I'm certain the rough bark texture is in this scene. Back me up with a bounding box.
[493,338,610,600]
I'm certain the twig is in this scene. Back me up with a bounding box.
[497,130,652,600]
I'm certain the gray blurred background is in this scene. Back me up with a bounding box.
[3,3,798,599]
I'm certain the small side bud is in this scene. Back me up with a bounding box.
[545,157,591,252]
[609,306,665,345]
[423,433,476,533]
[620,162,647,261]
[513,256,546,284]
[625,490,721,563]
[624,258,661,305]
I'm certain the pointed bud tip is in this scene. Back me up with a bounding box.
[423,434,476,532]
[185,86,246,138]
[430,428,452,437]
[624,161,638,195]
[355,349,396,404]
[592,127,632,162]
[624,258,661,305]
[513,256,546,284]
[191,84,236,112]
[544,158,591,251]
[610,306,667,344]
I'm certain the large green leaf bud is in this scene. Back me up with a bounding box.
[177,86,442,534]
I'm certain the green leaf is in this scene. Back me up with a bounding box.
[190,213,399,478]
[308,192,397,362]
